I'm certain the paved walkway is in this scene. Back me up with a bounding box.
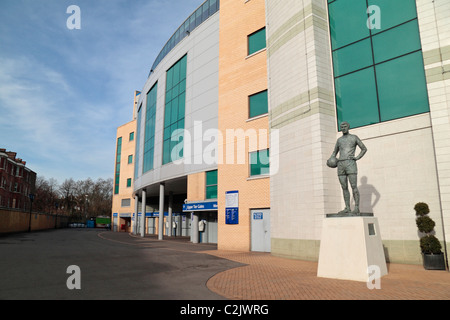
[203,250,450,300]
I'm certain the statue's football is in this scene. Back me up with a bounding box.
[327,156,338,168]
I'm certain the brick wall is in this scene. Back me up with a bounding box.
[218,0,270,251]
[0,208,68,234]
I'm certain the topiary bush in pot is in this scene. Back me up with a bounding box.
[414,202,446,270]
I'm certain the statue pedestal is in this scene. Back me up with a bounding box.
[317,215,387,282]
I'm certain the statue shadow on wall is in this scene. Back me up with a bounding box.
[357,176,381,214]
[356,176,389,262]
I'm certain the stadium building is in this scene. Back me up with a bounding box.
[115,0,450,265]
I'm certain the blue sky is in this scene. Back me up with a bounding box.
[0,0,203,183]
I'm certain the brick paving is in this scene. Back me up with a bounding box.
[203,250,450,300]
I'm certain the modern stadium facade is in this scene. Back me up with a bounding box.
[112,0,450,266]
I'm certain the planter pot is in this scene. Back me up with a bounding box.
[422,252,446,270]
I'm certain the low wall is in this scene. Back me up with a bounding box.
[0,208,69,234]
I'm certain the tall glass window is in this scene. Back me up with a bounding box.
[205,170,218,199]
[143,83,158,173]
[134,105,142,179]
[248,27,266,55]
[114,137,122,194]
[163,55,187,165]
[328,0,429,129]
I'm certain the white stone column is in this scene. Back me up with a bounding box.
[140,190,146,237]
[191,213,199,243]
[158,183,165,240]
[168,192,173,237]
[133,195,139,235]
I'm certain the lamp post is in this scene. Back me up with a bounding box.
[84,194,88,223]
[28,193,35,232]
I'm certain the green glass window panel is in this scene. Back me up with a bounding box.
[206,170,218,185]
[135,108,141,179]
[167,71,173,89]
[173,63,181,83]
[170,123,178,136]
[166,88,172,102]
[129,132,134,141]
[376,51,429,122]
[143,83,157,173]
[128,155,133,164]
[335,67,379,128]
[248,28,266,55]
[171,134,183,158]
[211,0,218,12]
[127,178,132,187]
[189,15,196,31]
[164,102,171,126]
[178,93,186,115]
[174,28,180,44]
[250,149,270,176]
[206,186,217,199]
[372,20,421,64]
[328,0,370,49]
[368,0,417,35]
[195,8,202,27]
[202,1,209,20]
[249,90,268,118]
[114,136,122,194]
[163,125,170,140]
[180,57,187,79]
[177,118,184,130]
[332,39,373,77]
[164,55,186,164]
[173,83,180,97]
[180,79,186,93]
[163,139,171,164]
[171,97,179,123]
[149,154,154,170]
[143,158,151,173]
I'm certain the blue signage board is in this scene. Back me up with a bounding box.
[225,207,239,224]
[183,201,218,212]
[146,211,169,217]
[225,190,239,224]
[253,212,263,220]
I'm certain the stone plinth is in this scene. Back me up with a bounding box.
[317,216,388,282]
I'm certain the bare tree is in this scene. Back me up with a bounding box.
[34,176,59,214]
[32,176,113,222]
[59,178,75,213]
